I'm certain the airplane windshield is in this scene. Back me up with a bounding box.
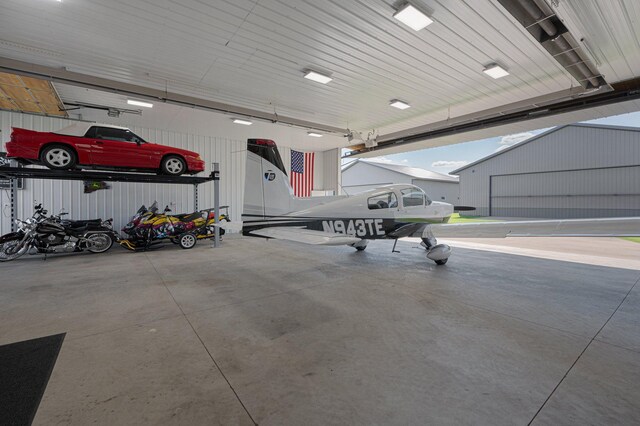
[401,188,426,207]
[368,192,398,209]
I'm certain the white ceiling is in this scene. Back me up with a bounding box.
[53,83,349,151]
[1,0,639,150]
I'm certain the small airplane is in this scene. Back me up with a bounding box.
[230,139,640,265]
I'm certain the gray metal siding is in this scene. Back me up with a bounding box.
[491,166,640,218]
[342,162,412,187]
[412,180,460,203]
[458,126,640,218]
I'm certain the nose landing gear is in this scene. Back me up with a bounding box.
[421,226,451,266]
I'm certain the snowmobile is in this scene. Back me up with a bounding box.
[119,201,229,251]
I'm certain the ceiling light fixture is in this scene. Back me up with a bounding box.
[127,99,153,108]
[308,132,323,137]
[389,99,411,110]
[393,3,433,31]
[232,118,253,125]
[483,63,509,79]
[303,70,333,84]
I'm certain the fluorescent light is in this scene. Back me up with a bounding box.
[304,70,332,84]
[393,3,433,31]
[389,99,411,110]
[127,99,153,108]
[233,118,253,125]
[483,64,509,79]
[308,132,323,138]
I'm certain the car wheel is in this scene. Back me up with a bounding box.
[161,155,186,176]
[41,145,76,170]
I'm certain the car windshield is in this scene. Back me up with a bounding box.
[86,126,146,143]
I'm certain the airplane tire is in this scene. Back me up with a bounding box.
[355,246,366,251]
[435,259,448,265]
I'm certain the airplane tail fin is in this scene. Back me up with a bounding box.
[243,139,295,220]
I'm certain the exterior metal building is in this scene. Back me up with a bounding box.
[452,124,640,218]
[342,159,459,203]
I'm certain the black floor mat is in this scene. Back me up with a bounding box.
[0,333,65,426]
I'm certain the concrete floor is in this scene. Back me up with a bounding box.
[1,236,639,425]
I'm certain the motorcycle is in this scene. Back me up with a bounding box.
[0,204,117,261]
[119,201,229,251]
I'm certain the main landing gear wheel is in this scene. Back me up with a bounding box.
[178,233,197,249]
[435,259,448,265]
[161,155,186,176]
[41,145,76,170]
[351,239,369,251]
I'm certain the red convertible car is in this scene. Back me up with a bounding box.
[5,123,205,175]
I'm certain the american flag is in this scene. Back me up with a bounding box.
[290,150,315,197]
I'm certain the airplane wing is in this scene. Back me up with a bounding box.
[428,217,640,238]
[249,227,362,245]
[213,221,361,245]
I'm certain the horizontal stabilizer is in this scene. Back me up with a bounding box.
[453,205,476,212]
[249,227,362,245]
[212,221,244,232]
[430,217,640,238]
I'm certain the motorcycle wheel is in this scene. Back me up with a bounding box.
[178,233,197,249]
[0,238,29,262]
[86,233,114,253]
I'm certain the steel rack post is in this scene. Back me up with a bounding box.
[9,159,18,232]
[194,184,199,211]
[213,162,220,248]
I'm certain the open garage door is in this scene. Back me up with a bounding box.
[490,166,640,219]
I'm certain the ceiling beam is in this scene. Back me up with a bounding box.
[347,78,640,156]
[0,57,349,136]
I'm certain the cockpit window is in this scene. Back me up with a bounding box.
[401,188,426,207]
[368,192,398,210]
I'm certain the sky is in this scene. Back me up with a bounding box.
[348,110,640,175]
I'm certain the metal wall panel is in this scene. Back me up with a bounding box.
[0,112,242,234]
[491,166,640,218]
[0,111,339,234]
[458,125,640,218]
[412,180,460,204]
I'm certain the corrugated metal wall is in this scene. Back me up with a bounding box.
[0,111,339,234]
[412,180,460,203]
[491,166,640,218]
[458,125,640,218]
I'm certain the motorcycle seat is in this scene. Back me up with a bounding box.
[63,219,102,228]
[173,213,202,222]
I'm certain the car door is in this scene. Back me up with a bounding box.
[88,127,152,168]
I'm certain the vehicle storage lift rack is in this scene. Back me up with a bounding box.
[0,164,222,247]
